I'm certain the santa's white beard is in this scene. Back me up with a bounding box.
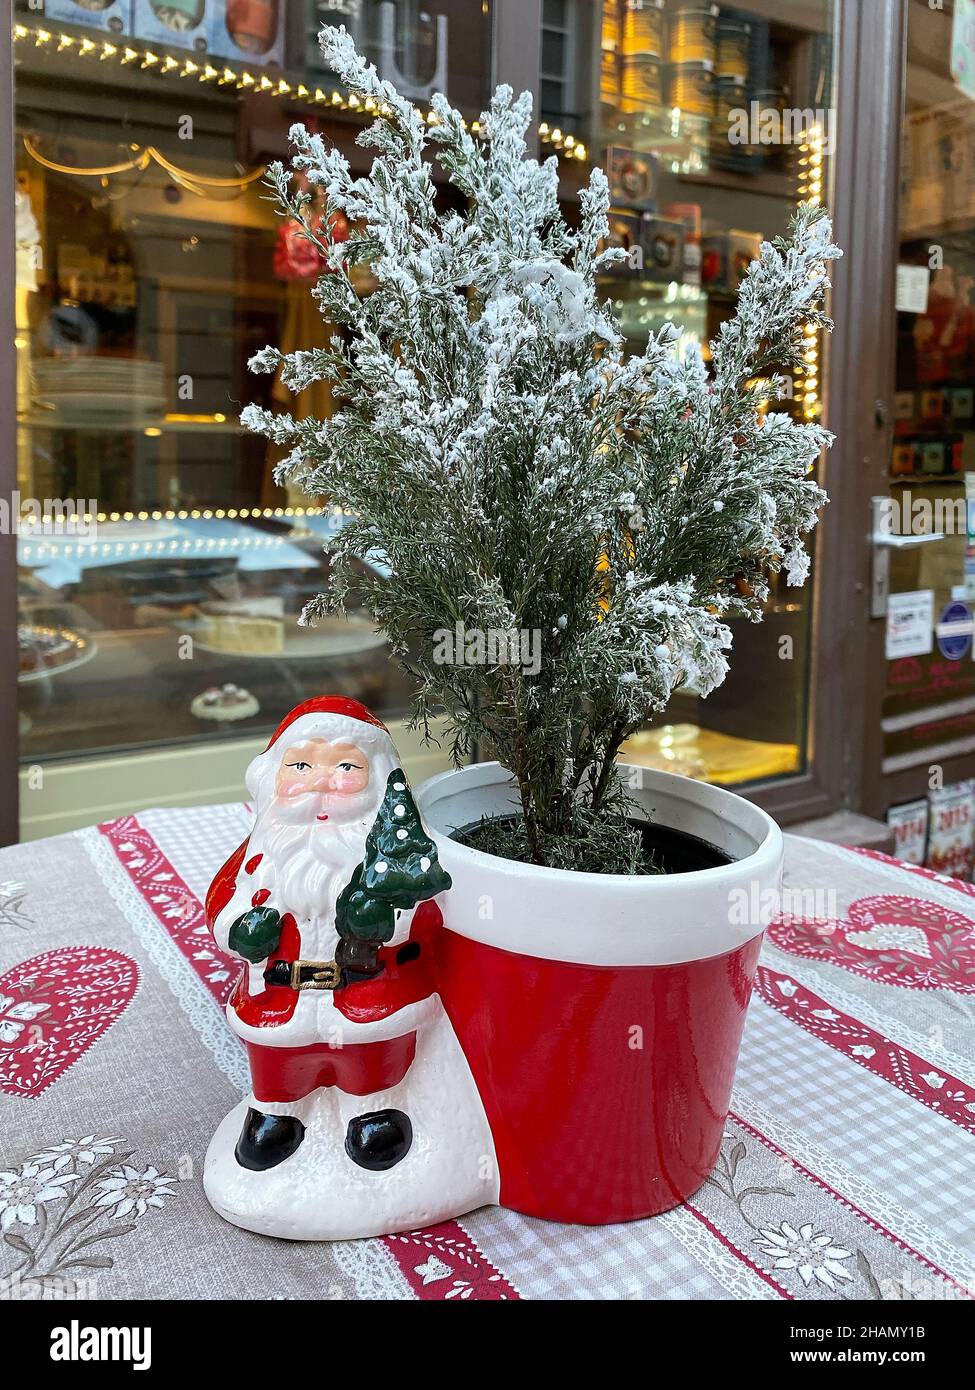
[249,795,371,924]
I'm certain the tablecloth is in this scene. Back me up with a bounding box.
[0,805,972,1301]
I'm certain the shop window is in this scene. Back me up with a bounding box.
[12,1,492,772]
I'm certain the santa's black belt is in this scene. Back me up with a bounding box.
[264,959,341,991]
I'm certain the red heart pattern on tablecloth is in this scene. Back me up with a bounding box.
[0,947,139,1097]
[768,894,975,994]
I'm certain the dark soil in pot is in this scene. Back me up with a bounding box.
[452,816,732,875]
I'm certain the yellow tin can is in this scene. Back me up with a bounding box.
[601,0,622,51]
[622,0,665,58]
[716,19,751,81]
[621,53,665,110]
[715,76,747,126]
[669,60,716,117]
[670,5,718,66]
[601,47,621,106]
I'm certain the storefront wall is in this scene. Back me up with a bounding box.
[0,0,944,846]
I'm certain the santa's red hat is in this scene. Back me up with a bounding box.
[261,696,388,752]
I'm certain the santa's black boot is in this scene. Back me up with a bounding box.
[234,1107,305,1171]
[345,1109,413,1171]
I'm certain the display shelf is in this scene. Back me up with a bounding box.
[192,614,386,663]
[621,723,801,785]
[16,619,412,764]
[18,412,245,435]
[889,475,967,486]
[678,166,796,200]
[602,108,711,175]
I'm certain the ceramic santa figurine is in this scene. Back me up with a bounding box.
[202,696,498,1240]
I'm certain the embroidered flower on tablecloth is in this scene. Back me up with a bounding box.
[94,1165,176,1219]
[413,1255,452,1286]
[756,1221,854,1290]
[0,1161,80,1229]
[847,922,929,955]
[0,947,140,1098]
[29,1136,119,1171]
[0,993,49,1044]
[388,1222,514,1300]
[444,1274,506,1299]
[768,894,975,993]
[0,882,32,933]
[1,1137,178,1299]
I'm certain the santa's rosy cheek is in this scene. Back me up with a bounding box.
[276,776,308,797]
[332,770,368,793]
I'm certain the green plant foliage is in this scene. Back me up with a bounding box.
[242,25,839,871]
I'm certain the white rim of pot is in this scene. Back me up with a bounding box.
[416,761,785,967]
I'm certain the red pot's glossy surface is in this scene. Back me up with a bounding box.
[436,928,763,1224]
[416,763,784,1227]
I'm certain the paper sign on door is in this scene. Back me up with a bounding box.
[885,589,934,660]
[895,264,930,314]
[951,0,975,101]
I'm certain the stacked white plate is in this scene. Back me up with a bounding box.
[32,357,166,420]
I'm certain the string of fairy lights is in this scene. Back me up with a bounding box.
[797,124,826,422]
[11,21,588,161]
[18,503,339,531]
[18,505,350,564]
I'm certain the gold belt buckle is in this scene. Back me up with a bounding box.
[291,958,342,991]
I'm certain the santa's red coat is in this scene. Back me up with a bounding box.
[206,836,441,1101]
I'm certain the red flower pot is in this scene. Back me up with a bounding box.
[417,762,783,1224]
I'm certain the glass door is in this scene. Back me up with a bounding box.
[869,0,975,875]
[536,0,837,791]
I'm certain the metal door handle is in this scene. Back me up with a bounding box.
[870,496,946,618]
[871,530,946,548]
